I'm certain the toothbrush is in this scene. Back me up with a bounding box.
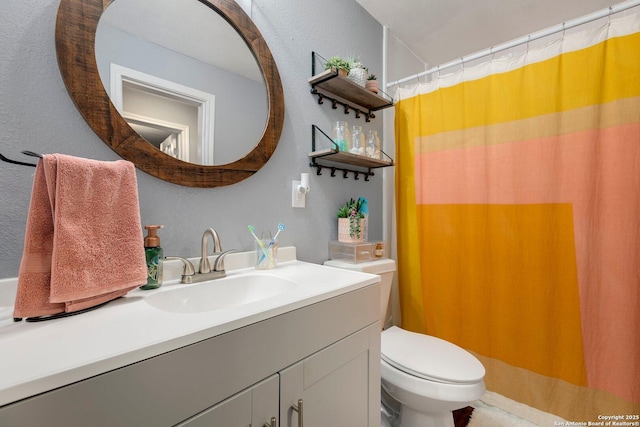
[271,223,285,243]
[262,223,285,256]
[248,225,272,263]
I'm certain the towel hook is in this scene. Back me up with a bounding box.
[0,150,41,168]
[22,151,43,159]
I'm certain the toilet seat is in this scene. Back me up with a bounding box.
[381,326,485,384]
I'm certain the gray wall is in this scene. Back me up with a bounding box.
[0,0,385,278]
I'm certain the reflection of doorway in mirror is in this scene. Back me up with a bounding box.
[160,134,178,159]
[110,64,216,165]
[123,112,189,162]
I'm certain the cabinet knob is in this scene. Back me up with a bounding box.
[291,399,304,427]
[263,416,277,427]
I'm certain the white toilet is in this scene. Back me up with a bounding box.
[324,258,486,427]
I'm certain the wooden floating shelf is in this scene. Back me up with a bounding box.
[309,125,394,181]
[308,69,393,112]
[308,51,393,122]
[308,148,393,169]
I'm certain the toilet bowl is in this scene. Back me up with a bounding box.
[323,258,486,427]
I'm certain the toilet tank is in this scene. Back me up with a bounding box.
[323,258,396,329]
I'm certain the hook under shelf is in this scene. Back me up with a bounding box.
[309,161,374,181]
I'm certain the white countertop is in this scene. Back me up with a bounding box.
[0,247,379,407]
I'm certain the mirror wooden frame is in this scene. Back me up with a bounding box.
[55,0,284,188]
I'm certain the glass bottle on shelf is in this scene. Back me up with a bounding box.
[332,121,351,152]
[350,125,365,156]
[366,129,381,159]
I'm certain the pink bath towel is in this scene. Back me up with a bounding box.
[13,154,148,319]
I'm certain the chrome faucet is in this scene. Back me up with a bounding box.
[166,228,235,284]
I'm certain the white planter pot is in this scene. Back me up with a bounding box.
[338,218,364,243]
[348,68,367,87]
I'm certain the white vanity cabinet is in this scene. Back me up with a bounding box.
[0,283,380,427]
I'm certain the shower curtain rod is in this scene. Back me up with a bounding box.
[386,0,640,89]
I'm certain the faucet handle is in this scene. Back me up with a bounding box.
[213,249,236,272]
[165,256,196,283]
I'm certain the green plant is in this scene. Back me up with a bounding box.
[337,198,365,238]
[346,54,365,70]
[367,74,377,81]
[324,56,350,73]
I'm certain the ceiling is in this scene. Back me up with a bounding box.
[356,0,619,67]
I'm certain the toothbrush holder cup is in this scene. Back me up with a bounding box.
[255,239,277,270]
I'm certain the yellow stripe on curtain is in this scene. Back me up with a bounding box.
[395,24,640,420]
[410,32,640,138]
[418,203,585,385]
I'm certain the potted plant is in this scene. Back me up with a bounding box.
[365,74,379,93]
[347,56,367,87]
[324,56,350,77]
[337,197,365,242]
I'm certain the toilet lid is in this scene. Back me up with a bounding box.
[381,326,485,384]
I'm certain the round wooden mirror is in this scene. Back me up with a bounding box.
[55,0,284,187]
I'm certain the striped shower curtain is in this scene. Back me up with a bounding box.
[394,13,640,421]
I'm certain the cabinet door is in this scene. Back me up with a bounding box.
[177,374,279,427]
[251,374,280,427]
[279,324,380,427]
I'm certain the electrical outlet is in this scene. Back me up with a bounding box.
[292,180,305,208]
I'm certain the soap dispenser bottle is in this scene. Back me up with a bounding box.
[141,225,163,290]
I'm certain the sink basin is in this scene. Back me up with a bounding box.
[144,274,297,313]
